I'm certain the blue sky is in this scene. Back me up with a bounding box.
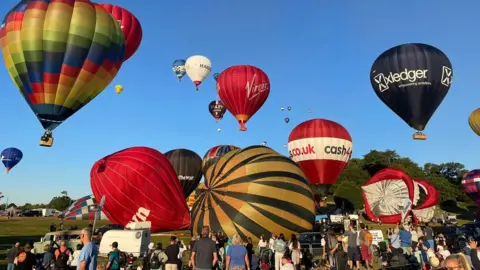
[0,1,478,205]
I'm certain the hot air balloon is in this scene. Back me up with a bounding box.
[90,147,190,232]
[285,118,290,123]
[208,101,226,122]
[287,106,292,111]
[362,168,415,224]
[283,144,287,148]
[412,179,439,223]
[1,147,22,173]
[308,109,312,114]
[288,119,352,197]
[469,109,480,136]
[99,4,142,61]
[262,141,267,146]
[213,73,220,81]
[217,128,222,132]
[202,145,239,174]
[462,169,480,205]
[185,55,211,91]
[0,0,126,147]
[217,65,270,131]
[281,106,285,111]
[115,85,124,95]
[370,43,453,140]
[164,149,203,198]
[61,195,108,220]
[191,146,315,241]
[172,59,186,82]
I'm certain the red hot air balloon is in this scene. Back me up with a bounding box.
[100,4,142,61]
[288,119,352,196]
[217,65,270,131]
[90,147,190,232]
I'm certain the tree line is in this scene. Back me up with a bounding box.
[6,190,72,211]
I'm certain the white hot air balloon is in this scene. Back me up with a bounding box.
[185,55,212,91]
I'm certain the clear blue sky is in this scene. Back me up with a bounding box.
[1,1,478,205]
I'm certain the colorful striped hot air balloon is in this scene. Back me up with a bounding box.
[462,169,480,205]
[0,0,126,146]
[191,146,315,241]
[202,145,239,174]
[62,195,108,220]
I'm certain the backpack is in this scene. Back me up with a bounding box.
[119,252,127,267]
[55,249,70,268]
[150,252,162,269]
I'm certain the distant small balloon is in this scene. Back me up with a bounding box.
[115,85,124,95]
[287,106,292,111]
[283,144,287,148]
[281,106,285,111]
[217,128,222,132]
[285,118,290,123]
[213,73,220,81]
[262,141,267,146]
[308,109,312,113]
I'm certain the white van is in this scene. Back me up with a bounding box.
[98,222,151,258]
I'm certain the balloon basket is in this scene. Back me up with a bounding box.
[239,126,247,131]
[40,135,54,147]
[413,132,427,140]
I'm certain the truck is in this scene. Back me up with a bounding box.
[41,208,56,217]
[98,221,151,258]
[32,230,83,254]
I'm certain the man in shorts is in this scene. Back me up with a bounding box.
[344,224,360,270]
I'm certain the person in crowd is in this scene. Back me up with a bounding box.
[178,240,187,270]
[7,242,19,270]
[399,224,412,255]
[411,225,419,250]
[416,226,424,239]
[251,251,259,270]
[273,234,287,270]
[344,224,360,270]
[70,244,82,270]
[149,243,168,270]
[258,235,267,253]
[77,228,97,270]
[54,240,72,270]
[191,226,218,270]
[268,233,276,253]
[468,240,480,270]
[424,223,435,250]
[42,244,54,270]
[323,229,337,268]
[225,233,249,270]
[388,224,401,250]
[279,254,294,270]
[437,245,451,261]
[359,238,371,270]
[288,234,300,269]
[246,237,254,268]
[15,243,37,270]
[301,248,313,270]
[444,253,472,270]
[50,223,56,232]
[165,236,181,270]
[105,242,120,270]
[417,236,431,266]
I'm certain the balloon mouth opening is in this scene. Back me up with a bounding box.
[97,162,107,173]
[5,167,10,173]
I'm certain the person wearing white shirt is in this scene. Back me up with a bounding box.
[411,228,419,250]
[258,235,268,253]
[269,233,277,252]
[69,244,82,269]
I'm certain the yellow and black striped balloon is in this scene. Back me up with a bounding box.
[469,108,480,136]
[191,145,315,241]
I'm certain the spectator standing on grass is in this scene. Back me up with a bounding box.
[399,224,412,255]
[7,242,19,270]
[225,234,249,270]
[77,228,97,270]
[344,224,360,270]
[258,235,267,253]
[70,244,82,270]
[389,224,401,250]
[43,245,54,270]
[191,226,218,270]
[55,240,72,270]
[15,244,37,270]
[411,225,419,250]
[165,236,180,270]
[424,223,435,250]
[273,234,287,270]
[105,242,120,270]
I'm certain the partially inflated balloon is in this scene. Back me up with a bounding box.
[164,149,203,198]
[192,146,315,241]
[100,4,142,61]
[0,0,125,142]
[288,119,352,196]
[172,59,186,82]
[185,55,211,91]
[1,147,22,173]
[370,43,453,133]
[469,109,480,136]
[202,145,239,174]
[462,170,480,205]
[217,65,270,131]
[90,147,190,232]
[208,100,226,122]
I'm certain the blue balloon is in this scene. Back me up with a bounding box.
[213,73,220,81]
[172,59,186,81]
[1,147,23,173]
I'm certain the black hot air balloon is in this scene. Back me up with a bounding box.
[370,43,453,140]
[208,100,227,122]
[164,149,203,197]
[285,117,290,123]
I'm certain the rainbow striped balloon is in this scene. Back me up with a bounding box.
[0,0,125,132]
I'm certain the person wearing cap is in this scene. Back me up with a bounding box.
[15,243,37,270]
[280,254,294,270]
[106,242,120,270]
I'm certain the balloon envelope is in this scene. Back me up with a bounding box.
[192,146,315,241]
[1,147,23,173]
[0,0,126,131]
[99,4,142,61]
[172,59,186,81]
[462,170,480,205]
[202,145,239,174]
[90,147,190,232]
[185,55,211,90]
[164,149,203,198]
[370,43,453,131]
[208,100,226,121]
[469,109,480,136]
[217,65,270,131]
